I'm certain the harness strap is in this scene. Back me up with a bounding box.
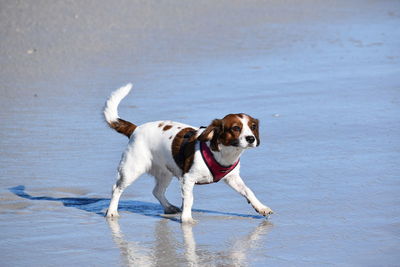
[198,142,239,184]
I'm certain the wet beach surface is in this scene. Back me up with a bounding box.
[1,1,399,266]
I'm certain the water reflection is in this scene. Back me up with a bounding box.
[107,218,153,266]
[11,185,273,265]
[107,217,273,266]
[181,223,199,266]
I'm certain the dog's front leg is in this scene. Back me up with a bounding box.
[180,175,196,224]
[225,175,274,216]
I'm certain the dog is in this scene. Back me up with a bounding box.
[104,84,273,223]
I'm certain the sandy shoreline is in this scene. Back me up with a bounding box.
[2,0,395,95]
[1,0,400,266]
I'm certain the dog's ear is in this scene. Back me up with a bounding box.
[253,118,260,147]
[197,119,222,151]
[198,119,222,141]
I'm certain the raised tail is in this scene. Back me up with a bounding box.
[103,83,137,138]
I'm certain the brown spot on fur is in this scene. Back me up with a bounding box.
[163,125,173,131]
[109,118,137,138]
[158,122,164,128]
[172,128,197,174]
[169,136,173,139]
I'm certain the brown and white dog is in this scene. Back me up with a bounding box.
[104,84,273,223]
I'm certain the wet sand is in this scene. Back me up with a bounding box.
[1,0,400,266]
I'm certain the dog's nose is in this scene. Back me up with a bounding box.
[246,136,255,144]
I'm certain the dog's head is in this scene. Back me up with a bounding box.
[198,113,260,151]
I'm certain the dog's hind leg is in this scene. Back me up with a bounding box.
[106,149,149,217]
[151,169,181,214]
[106,174,132,217]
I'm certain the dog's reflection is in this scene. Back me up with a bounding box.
[10,185,272,265]
[107,218,153,266]
[107,218,272,266]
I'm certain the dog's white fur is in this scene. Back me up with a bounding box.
[104,84,273,223]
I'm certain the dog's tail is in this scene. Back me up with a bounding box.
[103,83,137,138]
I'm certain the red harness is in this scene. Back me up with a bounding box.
[198,142,240,184]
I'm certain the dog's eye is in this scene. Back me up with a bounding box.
[231,126,241,132]
[251,124,257,130]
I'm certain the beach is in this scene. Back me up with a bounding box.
[1,0,399,266]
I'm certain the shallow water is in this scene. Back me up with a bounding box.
[1,0,399,266]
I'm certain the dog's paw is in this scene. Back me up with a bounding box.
[253,205,274,216]
[181,216,197,224]
[105,209,120,218]
[164,205,182,214]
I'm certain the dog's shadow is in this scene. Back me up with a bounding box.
[9,185,264,221]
